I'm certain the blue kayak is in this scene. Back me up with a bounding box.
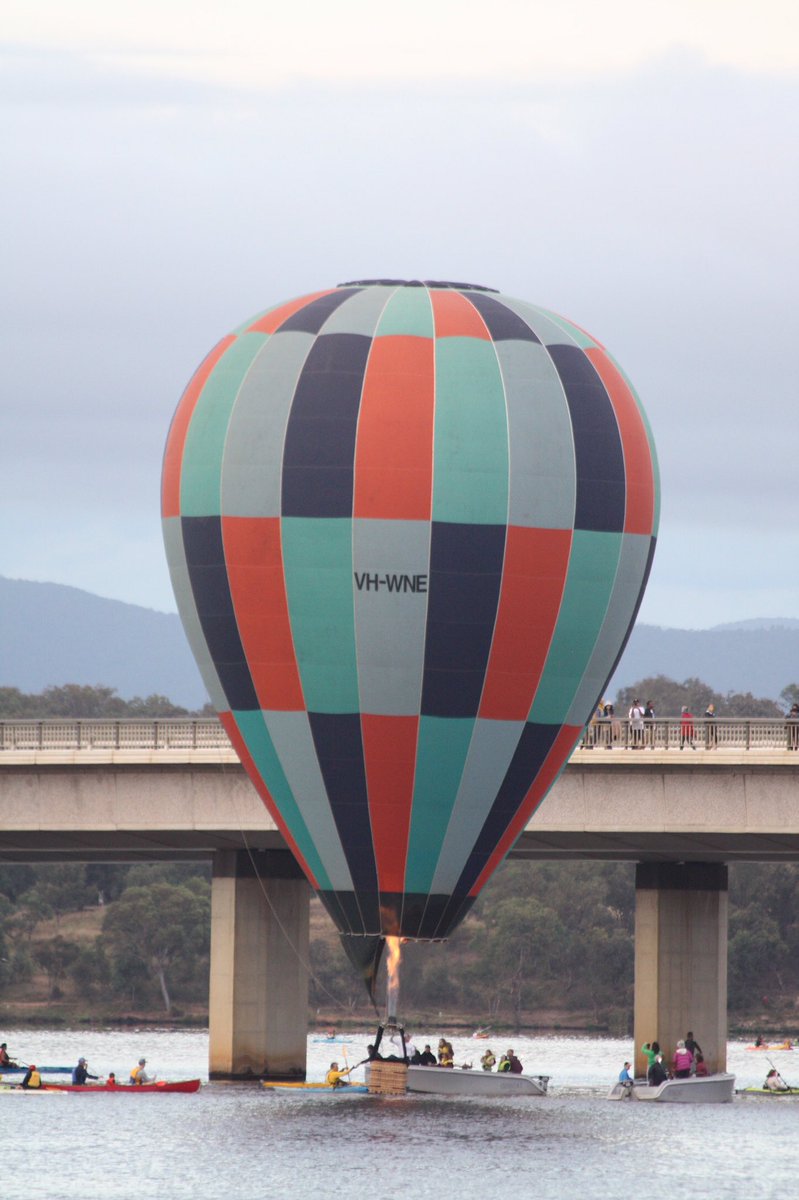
[0,1066,73,1076]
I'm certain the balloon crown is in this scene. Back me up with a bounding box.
[337,278,499,292]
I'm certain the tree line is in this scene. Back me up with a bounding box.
[2,677,799,1026]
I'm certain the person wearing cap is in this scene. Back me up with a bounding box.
[130,1057,152,1085]
[72,1056,98,1086]
[20,1064,42,1089]
[672,1040,693,1078]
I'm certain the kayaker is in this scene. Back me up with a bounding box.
[765,1068,789,1091]
[72,1057,99,1086]
[480,1049,496,1072]
[106,1073,117,1087]
[130,1057,153,1085]
[0,1043,18,1069]
[20,1064,42,1089]
[325,1061,351,1088]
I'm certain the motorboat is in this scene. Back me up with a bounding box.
[607,1073,735,1103]
[400,1064,548,1097]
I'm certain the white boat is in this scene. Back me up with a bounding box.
[606,1073,735,1103]
[405,1065,549,1097]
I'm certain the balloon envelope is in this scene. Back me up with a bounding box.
[162,279,659,959]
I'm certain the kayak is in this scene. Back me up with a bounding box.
[739,1085,799,1096]
[746,1043,794,1051]
[0,1066,73,1076]
[310,1036,352,1044]
[41,1079,202,1094]
[262,1081,369,1095]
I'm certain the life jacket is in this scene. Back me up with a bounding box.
[130,1065,145,1084]
[27,1070,42,1089]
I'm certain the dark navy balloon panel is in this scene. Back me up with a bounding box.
[162,281,659,947]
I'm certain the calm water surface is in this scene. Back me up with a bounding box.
[4,1028,799,1199]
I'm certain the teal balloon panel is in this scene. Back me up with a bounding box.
[162,280,659,945]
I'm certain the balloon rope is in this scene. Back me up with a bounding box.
[224,772,355,1012]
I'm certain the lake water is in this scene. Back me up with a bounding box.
[4,1028,799,1199]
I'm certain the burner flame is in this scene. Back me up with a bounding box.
[386,935,402,1020]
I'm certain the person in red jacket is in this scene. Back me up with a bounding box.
[680,706,695,749]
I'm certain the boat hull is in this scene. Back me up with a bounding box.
[41,1079,201,1094]
[395,1065,548,1097]
[262,1081,369,1095]
[607,1074,735,1103]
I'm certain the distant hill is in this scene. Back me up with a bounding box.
[0,575,796,710]
[0,577,208,709]
[608,621,799,703]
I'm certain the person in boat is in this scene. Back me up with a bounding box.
[437,1039,454,1068]
[640,1040,660,1070]
[106,1073,117,1086]
[418,1044,437,1066]
[672,1040,693,1078]
[685,1031,702,1065]
[130,1057,153,1085]
[754,1034,765,1048]
[618,1062,633,1084]
[481,1049,496,1072]
[765,1068,789,1091]
[20,1064,42,1089]
[647,1055,669,1087]
[325,1061,351,1088]
[72,1056,99,1086]
[0,1043,18,1069]
[497,1054,510,1072]
[694,1053,708,1077]
[506,1049,523,1074]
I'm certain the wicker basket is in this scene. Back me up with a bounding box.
[367,1061,409,1095]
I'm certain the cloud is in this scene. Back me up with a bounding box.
[1,40,797,627]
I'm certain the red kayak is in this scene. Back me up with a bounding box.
[42,1079,201,1094]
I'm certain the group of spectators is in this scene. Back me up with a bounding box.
[583,700,799,750]
[637,1032,708,1086]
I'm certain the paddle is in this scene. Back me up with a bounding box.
[766,1055,793,1092]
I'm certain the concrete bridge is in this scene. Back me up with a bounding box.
[2,718,798,1081]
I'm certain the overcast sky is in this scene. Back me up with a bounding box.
[2,1,798,630]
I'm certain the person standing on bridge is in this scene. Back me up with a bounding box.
[629,699,645,748]
[786,704,799,751]
[680,706,695,750]
[644,700,656,748]
[704,703,718,747]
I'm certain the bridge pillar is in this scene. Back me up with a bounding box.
[634,862,728,1078]
[209,849,309,1081]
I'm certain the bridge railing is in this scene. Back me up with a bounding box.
[0,718,231,753]
[0,717,797,754]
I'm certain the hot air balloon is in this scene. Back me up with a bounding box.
[162,279,659,992]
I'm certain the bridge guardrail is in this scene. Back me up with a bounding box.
[0,717,797,753]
